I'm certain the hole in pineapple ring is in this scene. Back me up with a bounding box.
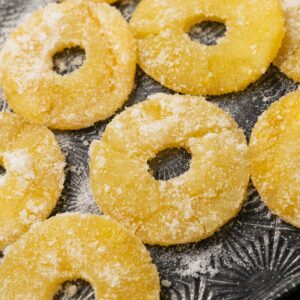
[147,147,192,181]
[52,46,86,76]
[0,165,6,187]
[53,279,95,300]
[188,20,227,46]
[0,166,6,178]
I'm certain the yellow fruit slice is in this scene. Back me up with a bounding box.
[0,214,160,299]
[90,93,249,245]
[274,0,300,82]
[130,0,285,96]
[0,0,136,130]
[250,89,300,227]
[0,112,65,250]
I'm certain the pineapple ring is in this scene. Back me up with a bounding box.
[0,214,160,299]
[0,112,65,250]
[130,0,285,96]
[250,90,300,228]
[0,0,136,130]
[274,0,300,82]
[89,94,249,245]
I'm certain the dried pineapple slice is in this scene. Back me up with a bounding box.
[250,90,300,227]
[274,0,300,82]
[0,112,65,250]
[90,94,249,245]
[0,214,160,299]
[130,0,285,96]
[0,0,136,130]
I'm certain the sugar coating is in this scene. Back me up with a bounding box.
[274,0,300,82]
[89,94,250,246]
[0,0,136,130]
[0,214,160,299]
[250,89,300,228]
[130,0,285,96]
[0,112,65,250]
[281,0,300,8]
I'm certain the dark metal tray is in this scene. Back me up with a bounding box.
[1,1,300,299]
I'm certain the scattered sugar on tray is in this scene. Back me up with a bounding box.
[161,279,172,288]
[0,0,53,48]
[175,244,224,277]
[262,96,272,103]
[74,179,101,215]
[153,242,225,279]
[66,165,82,176]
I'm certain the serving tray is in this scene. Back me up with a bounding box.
[1,1,300,299]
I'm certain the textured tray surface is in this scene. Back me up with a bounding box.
[1,1,300,299]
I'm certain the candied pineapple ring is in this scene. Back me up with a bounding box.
[90,94,249,245]
[274,1,300,82]
[0,112,65,250]
[130,0,285,96]
[250,90,300,227]
[0,214,160,299]
[0,0,136,130]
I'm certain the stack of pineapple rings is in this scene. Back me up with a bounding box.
[0,0,299,298]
